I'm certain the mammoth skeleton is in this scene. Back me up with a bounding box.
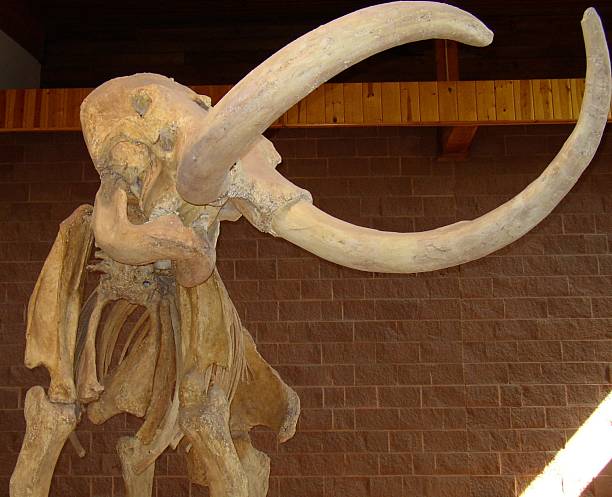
[10,2,611,497]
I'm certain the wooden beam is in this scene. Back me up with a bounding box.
[435,39,478,160]
[435,40,459,81]
[438,126,479,161]
[0,79,608,132]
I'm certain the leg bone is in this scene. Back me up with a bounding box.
[179,373,248,497]
[10,386,77,497]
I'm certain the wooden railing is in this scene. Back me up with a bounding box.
[0,79,609,132]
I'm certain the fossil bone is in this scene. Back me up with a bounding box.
[25,205,93,403]
[10,387,78,497]
[11,3,611,497]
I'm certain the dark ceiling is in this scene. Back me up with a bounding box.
[4,1,612,88]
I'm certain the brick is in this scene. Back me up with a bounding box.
[490,430,521,451]
[467,408,511,429]
[397,364,431,385]
[469,476,515,497]
[420,341,462,363]
[328,157,369,177]
[259,280,301,300]
[378,386,420,407]
[379,453,413,475]
[399,409,445,430]
[288,321,354,343]
[435,453,469,475]
[492,276,568,297]
[566,384,602,405]
[322,343,375,365]
[326,477,370,496]
[517,340,562,362]
[412,453,436,475]
[343,300,376,320]
[376,342,419,364]
[317,138,356,157]
[280,477,324,497]
[468,453,500,475]
[465,364,509,385]
[422,386,465,407]
[235,259,276,279]
[279,301,321,321]
[466,386,499,407]
[548,297,592,318]
[364,278,428,299]
[521,384,566,406]
[278,343,321,364]
[460,278,493,298]
[593,297,612,317]
[423,431,467,452]
[511,407,546,428]
[332,279,365,299]
[355,408,401,430]
[430,364,464,385]
[568,275,612,296]
[545,406,592,428]
[356,137,388,157]
[519,429,566,451]
[523,255,599,276]
[370,476,403,497]
[355,364,396,386]
[500,452,551,475]
[375,299,418,320]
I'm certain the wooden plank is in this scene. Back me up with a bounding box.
[418,82,439,122]
[494,80,515,121]
[343,83,363,125]
[381,82,401,124]
[551,79,573,120]
[363,82,382,124]
[438,82,458,122]
[22,89,38,129]
[533,79,554,121]
[66,88,82,128]
[4,90,16,129]
[400,82,420,123]
[324,83,344,124]
[570,78,585,119]
[513,79,535,122]
[456,81,477,122]
[0,91,6,129]
[476,80,496,121]
[306,86,325,125]
[285,104,299,125]
[11,90,26,129]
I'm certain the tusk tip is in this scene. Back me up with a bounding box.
[582,7,602,26]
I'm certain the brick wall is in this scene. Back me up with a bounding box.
[0,124,610,497]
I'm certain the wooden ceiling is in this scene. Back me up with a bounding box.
[6,1,612,88]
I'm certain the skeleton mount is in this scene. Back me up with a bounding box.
[9,3,611,497]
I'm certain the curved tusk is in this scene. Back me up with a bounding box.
[269,9,611,274]
[177,1,493,205]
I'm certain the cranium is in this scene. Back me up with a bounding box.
[10,3,611,497]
